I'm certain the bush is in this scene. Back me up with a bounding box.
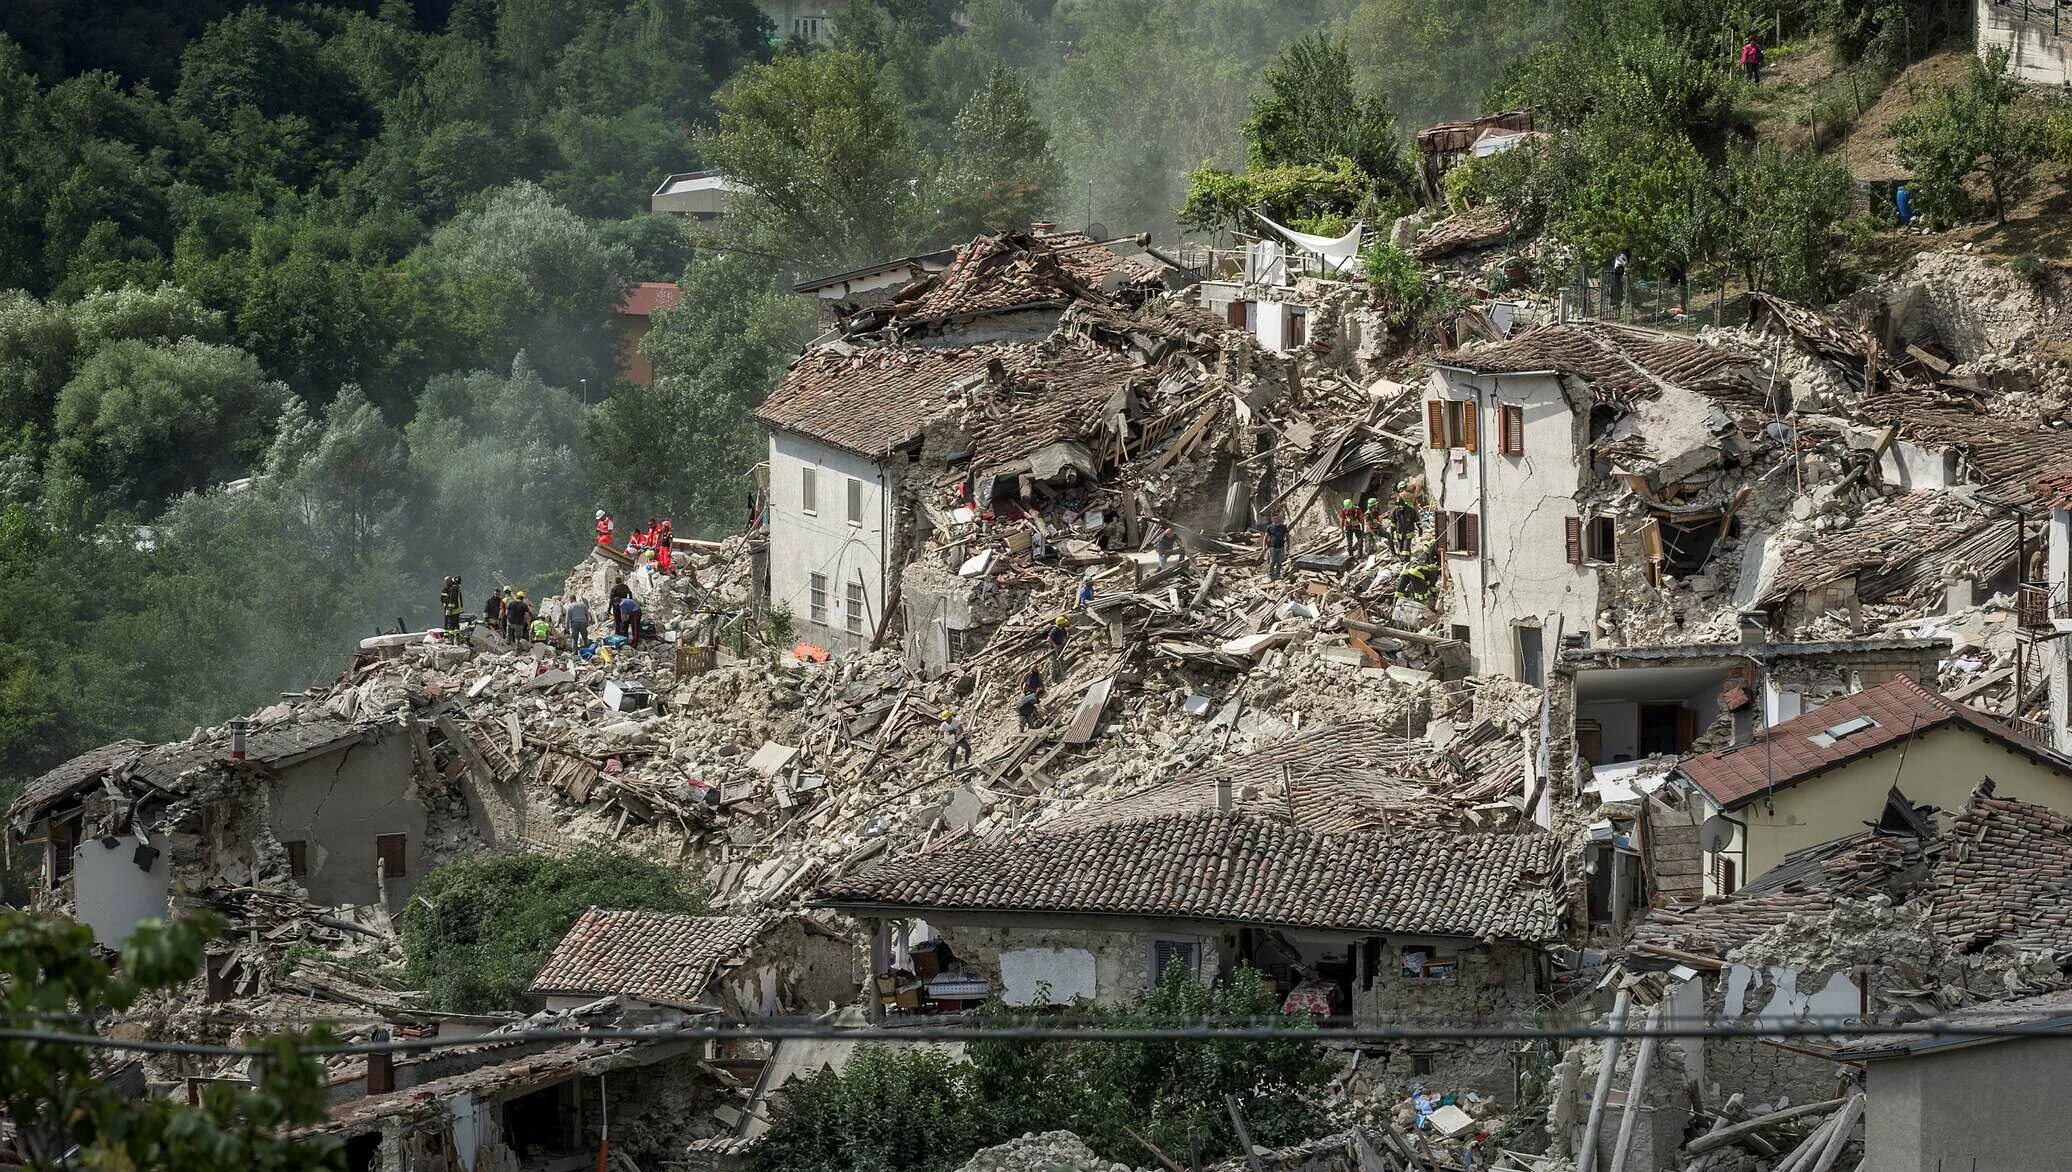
[400,846,704,1012]
[1361,243,1433,328]
[749,1046,991,1172]
[1894,46,2047,226]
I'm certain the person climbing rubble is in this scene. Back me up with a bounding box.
[1046,615,1070,682]
[1016,665,1045,731]
[1075,572,1095,610]
[1264,513,1288,580]
[440,576,463,634]
[565,595,591,646]
[483,586,505,630]
[1337,499,1361,557]
[616,592,643,646]
[940,709,971,772]
[608,578,632,635]
[1395,542,1438,604]
[1389,481,1419,554]
[1364,497,1386,556]
[528,613,550,648]
[595,509,613,547]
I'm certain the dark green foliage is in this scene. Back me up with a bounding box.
[400,846,706,1012]
[1895,46,2048,226]
[0,910,341,1169]
[751,968,1336,1171]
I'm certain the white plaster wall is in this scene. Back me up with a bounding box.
[72,836,171,948]
[1250,299,1286,353]
[1422,369,1599,679]
[1879,440,1956,491]
[1978,0,2072,87]
[767,430,889,654]
[1578,701,1641,763]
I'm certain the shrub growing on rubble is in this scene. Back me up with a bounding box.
[400,846,705,1012]
[750,1045,991,1172]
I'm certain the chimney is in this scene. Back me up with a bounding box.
[1215,775,1232,814]
[227,718,252,763]
[366,1028,394,1095]
[1736,611,1768,646]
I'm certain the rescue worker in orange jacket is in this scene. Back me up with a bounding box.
[595,510,613,547]
[654,519,674,574]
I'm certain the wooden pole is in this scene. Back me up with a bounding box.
[1683,1097,1850,1156]
[1806,1094,1866,1172]
[1606,1006,1661,1172]
[1575,987,1632,1172]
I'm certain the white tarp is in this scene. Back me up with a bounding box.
[1254,213,1365,274]
[998,947,1097,1006]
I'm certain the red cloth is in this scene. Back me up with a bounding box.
[1741,41,1760,64]
[596,518,612,545]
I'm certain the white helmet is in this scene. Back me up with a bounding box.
[595,510,606,520]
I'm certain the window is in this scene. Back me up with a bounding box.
[283,840,308,878]
[792,16,824,39]
[800,467,817,515]
[1287,307,1308,348]
[1567,515,1615,563]
[49,817,77,885]
[376,833,407,879]
[845,581,865,636]
[1438,510,1477,556]
[1426,399,1477,449]
[1401,944,1459,981]
[808,573,829,625]
[1411,1053,1435,1076]
[1498,404,1525,455]
[1151,939,1199,984]
[846,477,863,525]
[1361,937,1382,992]
[1713,854,1738,895]
[1450,624,1471,646]
[1586,516,1615,562]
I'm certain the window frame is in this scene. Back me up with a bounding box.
[284,840,309,878]
[1150,938,1200,985]
[844,580,865,636]
[846,476,864,526]
[800,467,818,516]
[808,572,829,625]
[375,833,407,879]
[1585,515,1616,563]
[1498,403,1525,456]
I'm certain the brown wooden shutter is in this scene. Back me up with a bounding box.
[1426,400,1446,449]
[1460,402,1478,452]
[1434,510,1449,553]
[1502,404,1524,455]
[1225,299,1246,328]
[1564,516,1584,565]
[1460,512,1479,554]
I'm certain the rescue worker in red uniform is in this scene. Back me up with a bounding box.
[654,519,674,574]
[595,510,613,547]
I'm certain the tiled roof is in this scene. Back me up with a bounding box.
[816,809,1563,941]
[529,909,770,1006]
[755,338,1143,461]
[8,719,376,825]
[1409,207,1514,262]
[1930,796,2072,956]
[1759,490,2016,606]
[1679,675,2054,810]
[895,233,1121,325]
[1631,831,1921,956]
[2035,458,2072,510]
[1837,988,2072,1059]
[1434,323,1755,405]
[619,282,682,317]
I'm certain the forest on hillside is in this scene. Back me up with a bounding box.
[0,0,1967,825]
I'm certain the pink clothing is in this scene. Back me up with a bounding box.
[1741,42,1760,65]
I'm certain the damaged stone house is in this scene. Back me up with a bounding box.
[1421,322,1773,683]
[753,226,1261,663]
[6,715,458,946]
[529,908,856,1020]
[1624,787,2072,1117]
[1676,673,2072,893]
[814,742,1564,1100]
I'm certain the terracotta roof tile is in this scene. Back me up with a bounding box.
[529,909,769,1006]
[815,809,1563,941]
[1434,322,1756,406]
[1679,675,2056,810]
[1760,491,2017,606]
[618,282,682,317]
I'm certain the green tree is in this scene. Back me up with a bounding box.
[47,337,282,519]
[586,256,814,534]
[0,911,342,1170]
[1346,0,1565,130]
[400,845,706,1012]
[1719,146,1856,299]
[934,67,1060,239]
[1894,45,2047,226]
[1243,32,1411,205]
[699,48,929,271]
[749,1046,991,1172]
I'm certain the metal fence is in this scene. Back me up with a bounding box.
[1557,269,1745,334]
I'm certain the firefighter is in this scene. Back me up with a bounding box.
[440,576,463,634]
[1338,498,1363,558]
[1389,481,1419,554]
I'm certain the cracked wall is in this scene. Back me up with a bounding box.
[268,728,426,908]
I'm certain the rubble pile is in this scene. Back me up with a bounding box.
[953,1131,1134,1172]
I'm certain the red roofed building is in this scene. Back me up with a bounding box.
[616,281,682,386]
[1677,674,2072,893]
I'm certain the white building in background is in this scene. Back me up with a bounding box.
[758,0,847,43]
[649,170,744,219]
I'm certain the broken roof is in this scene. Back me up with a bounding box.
[815,807,1562,941]
[315,1033,675,1135]
[755,338,1142,462]
[1631,829,1922,958]
[1409,207,1515,262]
[618,281,682,317]
[1679,674,2064,811]
[889,231,1135,326]
[1759,490,2016,608]
[529,909,770,1008]
[1836,988,2072,1060]
[1433,322,1757,406]
[8,718,380,827]
[1929,794,2072,958]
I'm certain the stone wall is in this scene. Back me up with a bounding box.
[937,921,1227,1004]
[1705,1036,1849,1107]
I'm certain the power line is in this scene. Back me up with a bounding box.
[8,1015,2072,1061]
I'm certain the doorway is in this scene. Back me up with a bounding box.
[1516,625,1544,688]
[1638,703,1695,755]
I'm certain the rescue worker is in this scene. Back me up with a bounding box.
[483,587,505,629]
[1389,481,1419,554]
[1046,615,1070,682]
[440,576,463,634]
[940,709,972,773]
[616,592,643,646]
[566,596,592,646]
[1076,572,1095,610]
[1016,666,1045,731]
[595,510,613,547]
[504,590,532,642]
[608,579,632,635]
[1338,499,1363,558]
[1264,513,1288,580]
[529,613,551,647]
[1395,543,1438,604]
[1364,498,1387,555]
[654,518,674,575]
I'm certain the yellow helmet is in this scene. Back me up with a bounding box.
[516,591,526,600]
[940,709,955,720]
[1054,615,1070,626]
